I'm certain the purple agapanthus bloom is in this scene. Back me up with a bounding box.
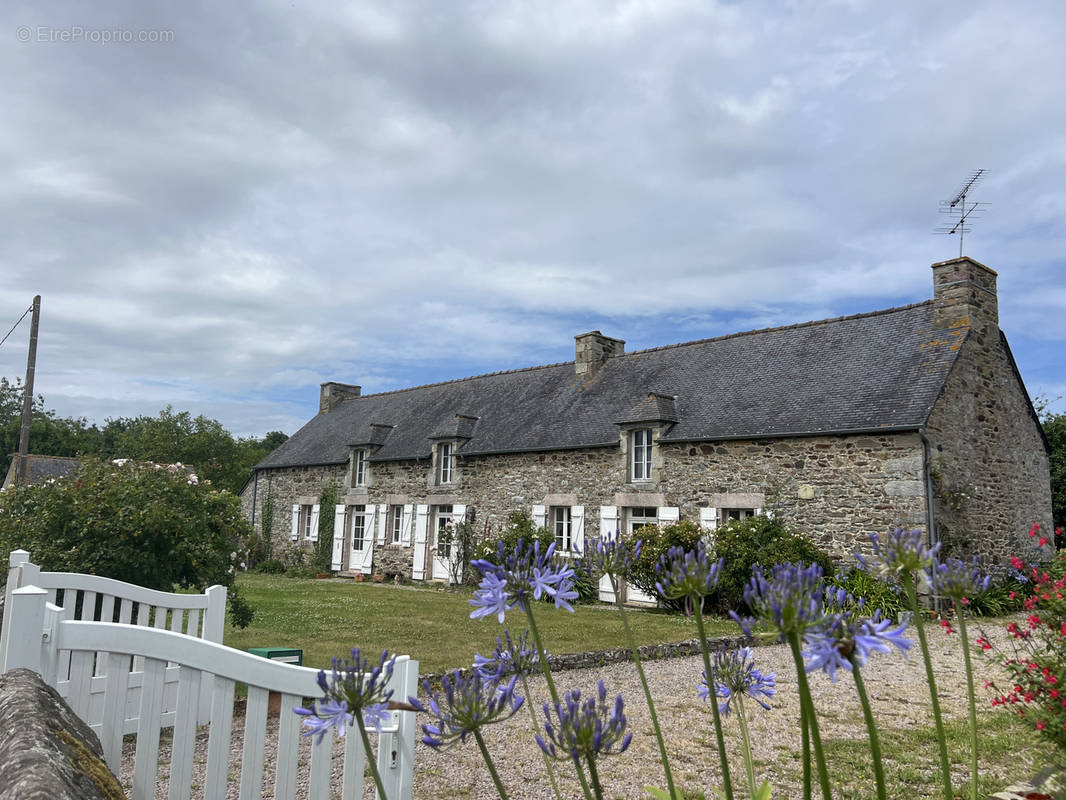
[734,562,826,640]
[473,629,545,685]
[698,647,776,716]
[802,590,912,683]
[578,532,641,580]
[537,680,632,765]
[470,538,578,623]
[656,541,724,600]
[294,648,396,741]
[856,528,940,583]
[408,670,524,749]
[926,556,992,603]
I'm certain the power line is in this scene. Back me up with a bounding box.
[0,305,33,350]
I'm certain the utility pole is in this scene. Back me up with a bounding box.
[16,295,41,486]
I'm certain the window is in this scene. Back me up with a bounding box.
[435,505,454,557]
[299,504,314,539]
[721,507,755,523]
[353,449,368,487]
[631,429,652,481]
[553,506,572,552]
[438,442,454,484]
[390,505,404,545]
[627,506,658,535]
[349,505,366,550]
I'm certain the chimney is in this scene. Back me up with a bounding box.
[931,257,999,340]
[319,382,361,414]
[574,331,625,379]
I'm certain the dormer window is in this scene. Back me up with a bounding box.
[438,442,454,484]
[353,448,368,487]
[631,429,652,482]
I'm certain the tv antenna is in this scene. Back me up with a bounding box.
[935,169,988,257]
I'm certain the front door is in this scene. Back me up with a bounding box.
[431,505,454,581]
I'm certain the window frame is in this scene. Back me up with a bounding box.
[721,507,755,523]
[390,504,404,545]
[349,504,367,550]
[434,504,455,557]
[552,506,572,553]
[627,506,658,535]
[299,504,314,540]
[353,449,368,487]
[631,428,653,482]
[438,442,454,484]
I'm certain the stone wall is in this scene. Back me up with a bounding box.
[0,669,123,800]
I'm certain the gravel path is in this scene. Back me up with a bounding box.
[120,618,1039,799]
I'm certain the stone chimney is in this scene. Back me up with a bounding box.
[932,257,999,340]
[319,382,361,414]
[574,331,625,379]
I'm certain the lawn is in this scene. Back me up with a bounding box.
[224,573,739,674]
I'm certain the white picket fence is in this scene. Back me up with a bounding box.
[1,551,420,800]
[1,548,226,729]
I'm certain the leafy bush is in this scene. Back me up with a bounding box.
[826,566,907,620]
[471,511,553,563]
[624,521,704,610]
[228,585,255,628]
[254,558,287,574]
[708,515,835,615]
[966,567,1027,617]
[0,456,251,592]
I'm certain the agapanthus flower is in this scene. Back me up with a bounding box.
[294,648,396,741]
[537,681,632,764]
[656,541,723,600]
[578,532,641,579]
[473,629,545,684]
[735,562,826,640]
[408,670,524,749]
[927,556,992,603]
[803,602,912,682]
[470,539,578,622]
[856,528,940,583]
[697,646,776,716]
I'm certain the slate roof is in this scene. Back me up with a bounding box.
[256,301,963,469]
[2,454,82,490]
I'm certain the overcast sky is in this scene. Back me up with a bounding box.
[2,1,1064,438]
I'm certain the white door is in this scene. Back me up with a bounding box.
[431,505,454,581]
[350,505,373,574]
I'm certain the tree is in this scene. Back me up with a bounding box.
[1044,411,1066,531]
[0,456,251,592]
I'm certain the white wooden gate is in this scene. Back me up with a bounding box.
[3,584,419,800]
[1,549,225,728]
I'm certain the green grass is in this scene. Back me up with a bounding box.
[224,573,739,674]
[817,710,1059,799]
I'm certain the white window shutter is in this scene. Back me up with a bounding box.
[309,505,320,541]
[658,506,680,526]
[454,504,467,524]
[331,505,345,570]
[571,506,585,554]
[599,505,619,537]
[412,505,429,580]
[377,503,390,550]
[532,504,546,530]
[754,506,763,518]
[290,504,299,541]
[401,504,414,545]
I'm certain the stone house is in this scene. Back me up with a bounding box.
[240,258,1052,595]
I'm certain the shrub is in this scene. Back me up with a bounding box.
[826,566,907,620]
[254,558,287,574]
[707,515,834,615]
[471,511,553,563]
[0,456,250,593]
[966,567,1027,617]
[624,521,705,610]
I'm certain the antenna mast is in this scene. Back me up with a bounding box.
[935,169,987,257]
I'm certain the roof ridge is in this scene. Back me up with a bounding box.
[621,300,933,358]
[354,359,574,400]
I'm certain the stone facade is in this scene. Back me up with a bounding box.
[241,257,1052,582]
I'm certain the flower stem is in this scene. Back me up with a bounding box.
[955,606,979,800]
[786,632,831,800]
[734,693,758,800]
[850,660,886,800]
[694,602,735,800]
[801,711,811,800]
[520,671,564,800]
[609,572,679,800]
[357,718,390,800]
[586,754,605,800]
[904,579,953,800]
[473,728,510,800]
[524,604,595,800]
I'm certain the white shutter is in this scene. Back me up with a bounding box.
[412,505,429,580]
[360,505,377,574]
[309,505,320,542]
[571,506,585,554]
[376,504,388,545]
[532,504,547,530]
[290,504,299,541]
[699,507,719,531]
[330,505,346,570]
[658,506,680,526]
[401,504,413,546]
[598,506,619,603]
[754,506,763,518]
[453,504,467,524]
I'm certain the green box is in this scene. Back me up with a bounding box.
[248,646,303,666]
